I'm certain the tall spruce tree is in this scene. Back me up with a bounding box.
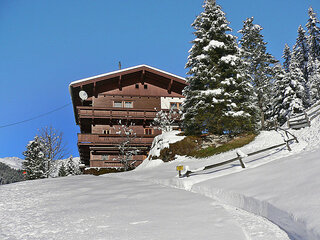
[22,136,46,180]
[306,7,320,61]
[293,25,309,81]
[306,7,320,103]
[282,44,291,73]
[238,17,277,129]
[183,0,256,135]
[271,64,288,125]
[282,54,306,116]
[308,58,320,103]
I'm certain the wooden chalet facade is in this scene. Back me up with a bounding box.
[69,65,187,168]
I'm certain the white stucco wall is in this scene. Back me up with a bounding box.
[160,97,184,110]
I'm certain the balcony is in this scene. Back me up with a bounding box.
[78,133,156,146]
[77,106,159,120]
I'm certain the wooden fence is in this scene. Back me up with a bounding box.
[288,101,320,129]
[184,128,298,177]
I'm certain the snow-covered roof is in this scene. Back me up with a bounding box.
[69,64,186,89]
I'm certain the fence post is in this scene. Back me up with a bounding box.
[236,153,246,168]
[304,110,311,127]
[286,140,292,151]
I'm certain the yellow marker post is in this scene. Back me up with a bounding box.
[176,165,184,177]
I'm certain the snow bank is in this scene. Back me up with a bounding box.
[137,131,185,170]
[191,149,320,240]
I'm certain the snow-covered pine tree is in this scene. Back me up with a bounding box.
[238,17,277,129]
[306,7,320,103]
[308,58,320,103]
[292,25,310,107]
[65,156,81,176]
[282,44,291,73]
[282,54,306,117]
[306,7,320,61]
[271,64,288,125]
[183,0,256,135]
[293,26,309,81]
[22,136,46,180]
[58,163,67,177]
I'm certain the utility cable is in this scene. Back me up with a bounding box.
[0,103,71,129]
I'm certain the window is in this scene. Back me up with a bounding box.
[113,101,134,108]
[113,101,122,108]
[103,130,110,134]
[170,102,181,110]
[124,101,133,108]
[102,155,109,160]
[144,128,153,135]
[135,84,139,89]
[144,84,148,89]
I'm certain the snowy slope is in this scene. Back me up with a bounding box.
[119,114,320,239]
[0,157,24,170]
[1,116,320,239]
[0,175,248,240]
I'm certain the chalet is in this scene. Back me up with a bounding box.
[69,65,188,168]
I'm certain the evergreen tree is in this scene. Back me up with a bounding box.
[282,54,306,116]
[58,163,67,177]
[0,162,25,185]
[22,136,46,180]
[183,0,256,135]
[308,58,320,103]
[271,64,287,125]
[282,44,291,73]
[293,25,309,80]
[65,156,81,176]
[238,17,277,129]
[306,7,320,103]
[306,7,320,61]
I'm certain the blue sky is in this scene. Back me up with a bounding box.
[1,0,319,158]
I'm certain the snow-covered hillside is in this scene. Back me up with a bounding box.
[0,157,24,170]
[1,115,320,239]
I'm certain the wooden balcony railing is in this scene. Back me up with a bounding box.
[77,106,158,120]
[77,106,181,120]
[78,133,156,146]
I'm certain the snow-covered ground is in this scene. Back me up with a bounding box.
[1,115,320,239]
[119,114,320,239]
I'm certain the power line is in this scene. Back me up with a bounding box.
[0,103,72,129]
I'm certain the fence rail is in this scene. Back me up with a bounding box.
[288,101,320,129]
[184,128,298,177]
